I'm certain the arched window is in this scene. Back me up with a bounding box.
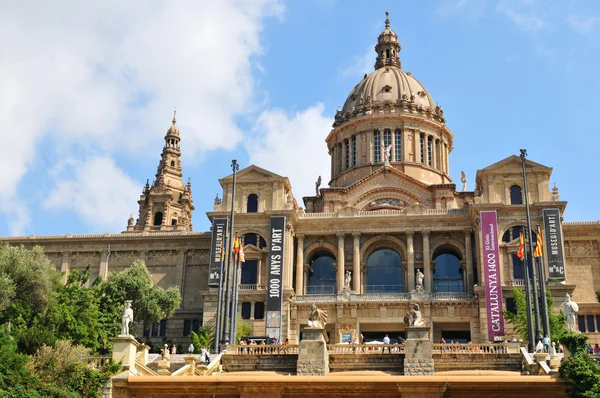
[153,211,163,226]
[307,252,336,295]
[433,248,463,292]
[502,225,536,244]
[243,233,267,248]
[510,185,523,205]
[366,248,403,293]
[170,160,175,167]
[247,194,258,213]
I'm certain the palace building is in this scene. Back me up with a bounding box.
[2,13,599,346]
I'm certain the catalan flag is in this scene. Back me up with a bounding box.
[534,226,543,258]
[517,230,525,261]
[238,241,245,263]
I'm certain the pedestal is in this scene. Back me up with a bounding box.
[403,326,434,376]
[112,335,141,374]
[297,327,329,376]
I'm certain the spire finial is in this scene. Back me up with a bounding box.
[172,109,177,125]
[385,11,390,28]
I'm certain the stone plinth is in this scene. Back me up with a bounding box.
[112,335,141,374]
[404,326,434,376]
[297,327,329,376]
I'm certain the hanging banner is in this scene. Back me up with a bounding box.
[480,211,505,342]
[208,218,228,288]
[543,208,566,280]
[266,216,286,341]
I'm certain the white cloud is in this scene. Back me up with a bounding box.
[0,1,283,231]
[44,157,140,232]
[567,14,600,35]
[245,104,333,203]
[339,47,373,81]
[497,1,546,32]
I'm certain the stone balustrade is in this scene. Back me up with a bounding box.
[327,344,405,354]
[239,284,263,290]
[432,343,522,354]
[299,208,468,219]
[294,292,474,303]
[226,344,298,355]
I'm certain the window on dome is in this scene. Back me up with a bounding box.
[351,136,356,167]
[395,129,402,161]
[344,139,350,170]
[510,185,523,205]
[420,133,425,164]
[373,130,381,163]
[427,136,433,166]
[384,129,391,157]
[170,160,175,167]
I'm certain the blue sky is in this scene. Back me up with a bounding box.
[1,0,599,236]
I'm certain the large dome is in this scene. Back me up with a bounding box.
[341,67,435,114]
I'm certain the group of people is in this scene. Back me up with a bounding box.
[586,343,600,355]
[161,343,211,365]
[238,338,290,354]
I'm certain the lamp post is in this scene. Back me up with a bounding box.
[520,149,543,344]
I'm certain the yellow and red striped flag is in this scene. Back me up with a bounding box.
[238,241,245,263]
[534,226,543,258]
[517,230,525,260]
[233,233,240,253]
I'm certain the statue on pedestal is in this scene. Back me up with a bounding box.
[416,269,424,291]
[383,144,392,166]
[344,270,351,290]
[404,303,425,327]
[121,300,134,336]
[308,303,328,329]
[564,293,579,332]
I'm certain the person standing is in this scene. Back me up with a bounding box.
[542,335,550,353]
[383,334,391,353]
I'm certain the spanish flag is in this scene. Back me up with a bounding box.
[517,230,525,261]
[534,226,543,258]
[233,233,240,253]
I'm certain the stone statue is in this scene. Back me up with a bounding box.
[564,293,579,332]
[404,303,425,327]
[461,171,467,192]
[161,344,170,361]
[315,175,322,195]
[213,193,221,210]
[127,214,134,227]
[121,300,134,336]
[383,144,392,165]
[416,269,424,290]
[308,303,328,329]
[344,270,351,290]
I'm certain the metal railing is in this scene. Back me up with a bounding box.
[433,343,521,354]
[433,279,464,293]
[239,284,262,290]
[294,292,474,302]
[226,344,298,355]
[365,284,403,293]
[328,344,405,354]
[306,284,336,295]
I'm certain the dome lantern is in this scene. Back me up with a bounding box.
[374,11,401,70]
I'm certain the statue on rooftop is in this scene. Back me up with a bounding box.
[461,171,467,192]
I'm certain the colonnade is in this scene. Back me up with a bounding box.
[294,230,474,295]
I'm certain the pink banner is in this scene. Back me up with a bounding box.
[480,211,504,342]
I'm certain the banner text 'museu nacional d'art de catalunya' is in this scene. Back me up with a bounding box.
[480,211,504,342]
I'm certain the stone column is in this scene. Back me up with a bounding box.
[99,250,109,280]
[337,233,345,292]
[407,232,415,291]
[257,257,263,287]
[422,231,431,292]
[60,252,71,284]
[352,233,361,292]
[464,229,474,293]
[296,234,304,295]
[250,302,255,320]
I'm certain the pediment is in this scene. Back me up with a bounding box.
[477,155,552,175]
[220,164,285,183]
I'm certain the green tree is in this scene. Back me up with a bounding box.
[558,333,600,398]
[236,315,252,343]
[98,260,181,336]
[190,323,215,352]
[503,288,566,342]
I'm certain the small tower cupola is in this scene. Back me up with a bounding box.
[374,11,401,70]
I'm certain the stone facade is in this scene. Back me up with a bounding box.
[1,12,600,348]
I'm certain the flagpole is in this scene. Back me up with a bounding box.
[536,224,551,340]
[230,244,240,343]
[520,149,543,344]
[521,231,536,353]
[215,236,226,353]
[223,160,239,345]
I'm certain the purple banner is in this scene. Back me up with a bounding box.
[480,211,505,342]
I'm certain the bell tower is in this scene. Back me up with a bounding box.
[127,111,194,232]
